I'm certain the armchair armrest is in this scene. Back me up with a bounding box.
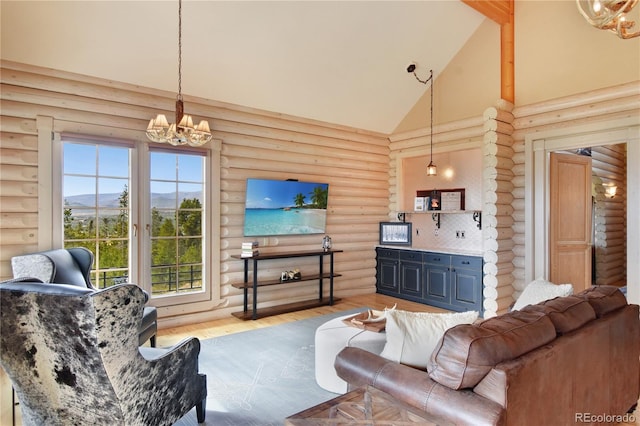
[335,347,504,426]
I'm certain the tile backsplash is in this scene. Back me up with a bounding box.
[405,211,482,254]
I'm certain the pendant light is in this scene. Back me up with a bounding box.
[408,64,437,176]
[146,0,212,147]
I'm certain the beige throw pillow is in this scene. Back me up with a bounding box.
[512,277,573,311]
[379,309,479,370]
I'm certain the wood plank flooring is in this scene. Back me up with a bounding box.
[156,293,444,346]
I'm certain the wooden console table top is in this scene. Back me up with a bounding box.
[285,385,452,425]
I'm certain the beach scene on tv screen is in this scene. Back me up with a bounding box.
[244,179,329,236]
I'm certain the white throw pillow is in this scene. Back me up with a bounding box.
[379,309,479,370]
[512,277,573,311]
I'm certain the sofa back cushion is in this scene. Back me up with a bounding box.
[576,285,627,317]
[427,310,557,390]
[521,295,596,334]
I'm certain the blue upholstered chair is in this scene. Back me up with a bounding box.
[11,247,157,347]
[0,280,207,425]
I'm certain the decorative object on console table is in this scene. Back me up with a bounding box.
[321,235,332,251]
[281,269,302,282]
[241,241,259,258]
[379,222,412,246]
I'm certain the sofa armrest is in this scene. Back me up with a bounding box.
[335,347,505,426]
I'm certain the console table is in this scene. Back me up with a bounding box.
[231,249,342,320]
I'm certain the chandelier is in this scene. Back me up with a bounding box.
[146,0,212,146]
[407,64,437,176]
[576,0,640,39]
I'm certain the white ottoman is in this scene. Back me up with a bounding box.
[314,312,387,394]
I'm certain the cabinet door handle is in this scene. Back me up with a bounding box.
[462,261,470,265]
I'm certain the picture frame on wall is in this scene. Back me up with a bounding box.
[379,222,412,246]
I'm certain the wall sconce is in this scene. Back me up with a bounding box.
[604,183,617,198]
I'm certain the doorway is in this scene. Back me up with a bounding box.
[549,151,593,294]
[548,145,627,292]
[525,119,640,305]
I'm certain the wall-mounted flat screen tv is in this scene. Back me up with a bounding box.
[243,178,329,236]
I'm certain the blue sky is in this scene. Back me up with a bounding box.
[63,142,203,196]
[245,179,328,209]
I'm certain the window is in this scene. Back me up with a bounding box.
[57,137,213,309]
[149,151,205,298]
[63,142,131,288]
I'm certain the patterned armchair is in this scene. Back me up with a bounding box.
[0,280,207,425]
[11,247,157,347]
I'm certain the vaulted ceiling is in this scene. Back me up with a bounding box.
[0,1,486,134]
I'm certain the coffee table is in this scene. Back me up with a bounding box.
[285,385,451,425]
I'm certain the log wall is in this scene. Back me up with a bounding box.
[0,60,390,321]
[482,103,515,316]
[2,60,636,321]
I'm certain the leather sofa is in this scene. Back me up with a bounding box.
[335,286,639,425]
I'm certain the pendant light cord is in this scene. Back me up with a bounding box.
[430,69,433,160]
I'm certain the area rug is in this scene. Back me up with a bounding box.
[174,307,367,426]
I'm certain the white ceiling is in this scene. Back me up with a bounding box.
[0,1,485,134]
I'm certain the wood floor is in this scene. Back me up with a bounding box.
[156,293,445,346]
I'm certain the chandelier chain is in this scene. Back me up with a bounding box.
[177,0,183,101]
[145,0,212,146]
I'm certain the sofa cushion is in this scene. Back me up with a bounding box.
[521,295,596,335]
[512,277,573,311]
[379,309,479,370]
[576,285,627,317]
[427,309,556,390]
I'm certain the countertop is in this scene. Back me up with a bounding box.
[377,246,483,257]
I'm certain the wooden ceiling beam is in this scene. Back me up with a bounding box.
[461,0,511,25]
[461,0,515,103]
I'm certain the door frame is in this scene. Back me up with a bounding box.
[524,117,640,304]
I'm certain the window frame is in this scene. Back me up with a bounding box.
[46,128,222,317]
